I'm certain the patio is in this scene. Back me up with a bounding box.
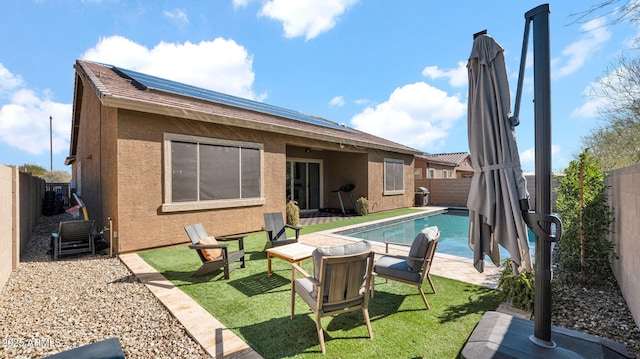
[119,207,503,358]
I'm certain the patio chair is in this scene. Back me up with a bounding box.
[372,226,440,309]
[263,212,301,249]
[184,223,246,279]
[51,219,95,260]
[290,241,374,354]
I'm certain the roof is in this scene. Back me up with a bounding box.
[417,152,473,171]
[71,60,420,156]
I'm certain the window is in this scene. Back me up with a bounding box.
[163,133,264,212]
[429,169,434,179]
[384,158,404,195]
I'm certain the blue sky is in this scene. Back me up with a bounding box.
[0,1,636,173]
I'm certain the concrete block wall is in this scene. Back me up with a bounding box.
[605,163,640,328]
[0,165,44,291]
[0,165,15,291]
[415,175,559,211]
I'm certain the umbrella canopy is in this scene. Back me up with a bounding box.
[467,34,532,274]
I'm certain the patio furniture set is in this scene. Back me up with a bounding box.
[48,208,440,354]
[184,212,441,354]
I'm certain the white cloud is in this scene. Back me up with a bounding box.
[233,0,250,8]
[571,96,607,118]
[329,96,345,107]
[422,61,468,87]
[553,17,611,78]
[259,0,358,40]
[81,35,259,100]
[0,63,24,96]
[163,8,189,26]
[0,67,71,156]
[350,82,465,151]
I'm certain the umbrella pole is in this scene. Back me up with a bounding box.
[527,4,555,348]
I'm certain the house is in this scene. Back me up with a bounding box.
[414,152,473,179]
[65,60,421,253]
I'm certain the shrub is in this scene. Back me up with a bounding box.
[355,197,369,216]
[497,258,535,312]
[555,148,614,284]
[286,200,300,226]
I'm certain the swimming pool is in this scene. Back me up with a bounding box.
[337,209,534,260]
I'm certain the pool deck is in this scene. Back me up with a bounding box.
[119,207,503,358]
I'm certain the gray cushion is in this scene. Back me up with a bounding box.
[311,240,371,297]
[312,240,371,280]
[374,255,422,283]
[407,226,439,272]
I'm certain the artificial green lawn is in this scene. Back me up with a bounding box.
[138,209,501,358]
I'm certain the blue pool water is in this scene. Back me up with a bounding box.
[337,209,535,260]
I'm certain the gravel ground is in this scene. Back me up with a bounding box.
[2,213,639,358]
[551,262,640,358]
[0,213,211,359]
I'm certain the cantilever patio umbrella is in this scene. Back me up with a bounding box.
[466,33,532,274]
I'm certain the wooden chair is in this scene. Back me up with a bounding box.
[263,212,301,249]
[290,241,374,354]
[184,224,245,279]
[51,220,95,260]
[372,226,440,309]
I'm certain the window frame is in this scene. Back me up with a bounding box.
[383,158,405,196]
[162,133,265,212]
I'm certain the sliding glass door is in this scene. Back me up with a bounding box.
[286,159,322,211]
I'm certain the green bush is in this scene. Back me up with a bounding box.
[555,149,614,284]
[286,200,300,226]
[497,258,535,312]
[356,197,369,216]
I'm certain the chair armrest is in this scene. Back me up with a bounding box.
[291,263,319,285]
[384,241,410,253]
[189,243,229,250]
[407,256,425,263]
[374,253,408,261]
[216,234,246,242]
[285,224,302,239]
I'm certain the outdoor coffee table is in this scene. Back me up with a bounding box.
[266,243,316,277]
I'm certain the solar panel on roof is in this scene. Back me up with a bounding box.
[113,67,352,133]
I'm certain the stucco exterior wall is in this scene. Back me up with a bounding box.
[605,163,640,328]
[74,78,103,222]
[114,110,286,252]
[367,150,414,213]
[323,151,368,210]
[108,109,416,251]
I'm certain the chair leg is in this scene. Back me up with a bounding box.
[290,284,296,320]
[363,308,374,340]
[222,249,230,279]
[370,277,375,298]
[418,286,430,310]
[315,312,326,354]
[427,274,436,294]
